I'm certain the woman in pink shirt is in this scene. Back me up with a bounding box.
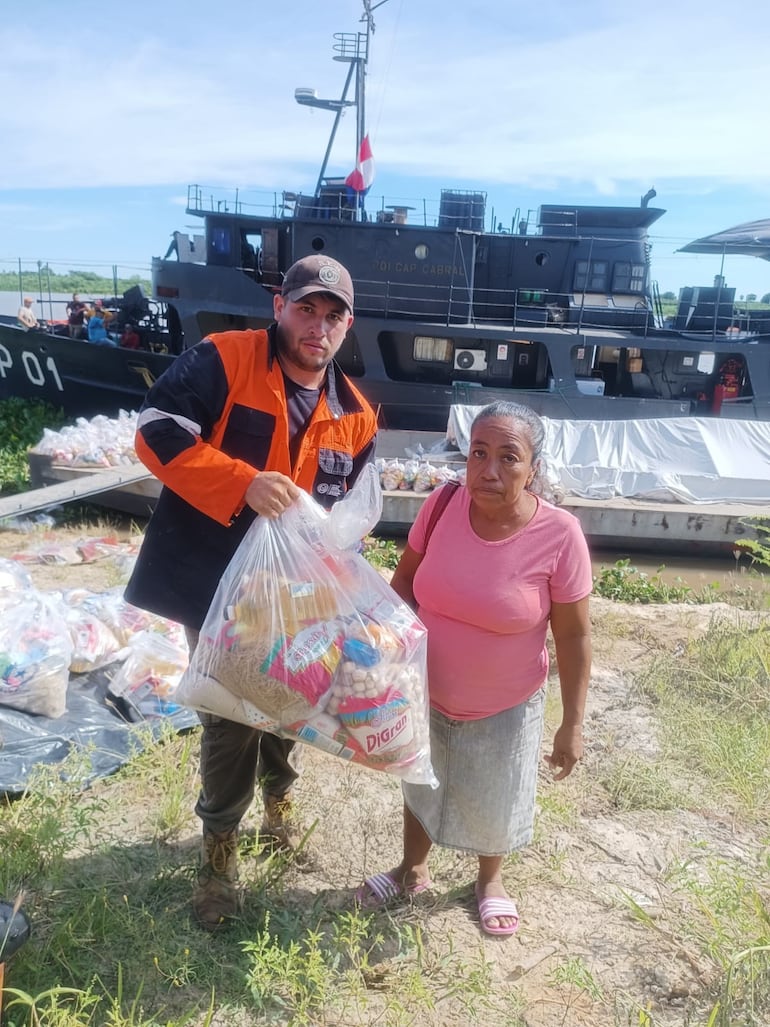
[356,401,592,936]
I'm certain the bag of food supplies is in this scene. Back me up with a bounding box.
[176,473,437,788]
[0,592,73,718]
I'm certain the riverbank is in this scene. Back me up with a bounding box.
[1,517,768,1026]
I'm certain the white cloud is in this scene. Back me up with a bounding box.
[2,0,770,295]
[2,0,770,193]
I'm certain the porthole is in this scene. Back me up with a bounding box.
[415,244,429,260]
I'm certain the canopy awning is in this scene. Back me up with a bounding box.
[678,219,770,261]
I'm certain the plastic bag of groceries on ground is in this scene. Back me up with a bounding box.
[0,591,73,718]
[177,465,438,787]
[108,630,188,720]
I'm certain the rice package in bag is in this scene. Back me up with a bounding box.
[177,478,438,787]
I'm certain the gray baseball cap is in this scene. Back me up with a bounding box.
[281,255,354,313]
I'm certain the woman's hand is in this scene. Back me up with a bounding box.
[545,721,584,780]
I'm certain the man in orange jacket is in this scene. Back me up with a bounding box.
[125,255,377,931]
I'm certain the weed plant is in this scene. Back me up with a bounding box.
[734,517,770,571]
[593,559,720,604]
[360,535,401,571]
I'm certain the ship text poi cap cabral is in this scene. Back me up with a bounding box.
[281,255,354,313]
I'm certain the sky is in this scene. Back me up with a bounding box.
[3,0,770,299]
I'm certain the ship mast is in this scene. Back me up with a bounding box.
[294,0,386,204]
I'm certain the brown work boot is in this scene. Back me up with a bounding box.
[192,829,241,932]
[260,793,307,856]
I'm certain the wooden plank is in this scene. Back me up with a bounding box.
[0,465,153,521]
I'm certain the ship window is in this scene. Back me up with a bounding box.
[612,261,646,293]
[414,336,453,362]
[574,260,608,292]
[210,228,231,256]
[535,251,549,267]
[240,232,261,270]
[415,244,429,260]
[311,237,325,251]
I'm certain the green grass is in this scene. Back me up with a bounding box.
[4,620,770,1026]
[624,617,770,1024]
[601,753,692,812]
[606,614,770,818]
[5,397,770,1025]
[0,740,508,1027]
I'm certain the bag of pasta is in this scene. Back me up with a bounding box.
[177,476,437,787]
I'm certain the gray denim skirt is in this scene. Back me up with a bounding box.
[401,686,546,856]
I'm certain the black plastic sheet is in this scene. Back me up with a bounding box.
[0,664,198,797]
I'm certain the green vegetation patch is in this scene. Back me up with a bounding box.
[592,558,721,604]
[0,397,67,493]
[637,617,770,817]
[0,267,151,298]
[361,535,400,571]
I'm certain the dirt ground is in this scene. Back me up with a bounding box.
[1,521,765,1026]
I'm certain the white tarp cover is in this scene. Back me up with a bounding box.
[447,407,770,504]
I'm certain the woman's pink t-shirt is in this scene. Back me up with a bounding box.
[409,485,592,720]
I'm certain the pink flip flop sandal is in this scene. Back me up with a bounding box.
[355,871,432,909]
[475,884,520,936]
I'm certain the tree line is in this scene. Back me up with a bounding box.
[0,267,151,297]
[660,290,770,305]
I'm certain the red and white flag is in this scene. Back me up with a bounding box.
[345,134,375,193]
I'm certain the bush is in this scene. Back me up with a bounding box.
[592,558,719,604]
[0,397,66,492]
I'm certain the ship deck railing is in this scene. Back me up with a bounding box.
[186,184,566,238]
[350,279,770,341]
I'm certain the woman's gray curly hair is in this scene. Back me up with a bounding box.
[470,401,553,499]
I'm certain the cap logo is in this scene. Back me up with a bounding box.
[318,263,341,286]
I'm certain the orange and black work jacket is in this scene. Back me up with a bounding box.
[124,327,378,629]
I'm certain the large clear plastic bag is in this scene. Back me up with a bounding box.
[0,558,34,610]
[109,630,188,720]
[62,603,122,674]
[0,593,72,718]
[177,479,437,787]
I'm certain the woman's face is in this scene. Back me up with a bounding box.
[465,416,536,512]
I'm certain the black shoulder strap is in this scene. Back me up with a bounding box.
[423,480,460,551]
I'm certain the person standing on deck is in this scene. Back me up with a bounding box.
[16,298,38,331]
[66,294,87,339]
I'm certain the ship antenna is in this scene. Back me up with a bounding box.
[295,1,388,204]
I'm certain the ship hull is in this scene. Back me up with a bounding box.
[0,319,174,417]
[2,311,770,429]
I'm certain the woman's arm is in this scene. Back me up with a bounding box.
[546,595,592,780]
[389,544,424,611]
